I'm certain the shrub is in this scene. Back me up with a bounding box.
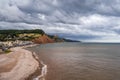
[4,49,11,54]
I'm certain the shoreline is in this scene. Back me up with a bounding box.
[0,44,44,80]
[22,44,48,80]
[27,52,47,80]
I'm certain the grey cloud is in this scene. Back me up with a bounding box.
[17,0,57,15]
[0,0,120,42]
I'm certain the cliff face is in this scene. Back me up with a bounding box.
[32,34,80,44]
[32,34,54,44]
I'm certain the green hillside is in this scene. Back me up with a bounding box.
[0,29,45,41]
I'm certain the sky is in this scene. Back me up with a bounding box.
[0,0,120,42]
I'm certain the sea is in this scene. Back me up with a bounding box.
[28,42,120,80]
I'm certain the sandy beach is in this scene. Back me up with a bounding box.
[0,46,40,80]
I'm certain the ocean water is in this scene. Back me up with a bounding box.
[29,42,120,80]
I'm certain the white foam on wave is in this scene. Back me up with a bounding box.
[33,60,47,80]
[31,52,47,80]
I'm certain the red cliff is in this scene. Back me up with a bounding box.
[32,34,54,44]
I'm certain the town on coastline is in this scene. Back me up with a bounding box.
[0,40,33,52]
[0,29,43,53]
[0,29,79,53]
[0,29,55,53]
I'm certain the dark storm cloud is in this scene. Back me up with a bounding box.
[0,0,120,42]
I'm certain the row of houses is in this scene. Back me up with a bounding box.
[0,40,34,51]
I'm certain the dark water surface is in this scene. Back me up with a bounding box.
[29,43,120,80]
